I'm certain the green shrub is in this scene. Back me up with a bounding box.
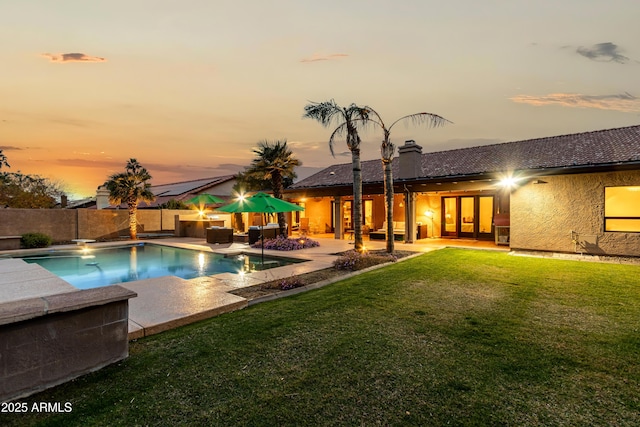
[21,232,52,249]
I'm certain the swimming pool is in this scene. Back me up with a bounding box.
[18,243,304,289]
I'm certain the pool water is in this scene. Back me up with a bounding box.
[19,243,303,289]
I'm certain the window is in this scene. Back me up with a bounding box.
[363,199,373,229]
[604,186,640,232]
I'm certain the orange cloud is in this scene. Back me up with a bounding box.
[301,53,348,63]
[41,52,107,63]
[510,92,640,113]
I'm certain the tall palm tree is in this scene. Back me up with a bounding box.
[303,100,370,252]
[105,159,155,240]
[0,149,9,169]
[363,109,451,253]
[243,140,301,235]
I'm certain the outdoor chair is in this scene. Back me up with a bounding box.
[299,217,309,235]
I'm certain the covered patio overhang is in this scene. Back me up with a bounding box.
[284,174,512,244]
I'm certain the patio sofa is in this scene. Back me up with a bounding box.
[248,223,284,244]
[206,227,233,244]
[369,221,405,241]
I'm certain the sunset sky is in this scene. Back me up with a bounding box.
[1,1,639,198]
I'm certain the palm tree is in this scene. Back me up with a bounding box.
[0,149,9,169]
[364,109,451,252]
[243,140,301,235]
[303,100,370,252]
[105,159,155,240]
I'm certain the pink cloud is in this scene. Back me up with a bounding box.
[41,52,107,63]
[510,92,640,113]
[301,53,348,63]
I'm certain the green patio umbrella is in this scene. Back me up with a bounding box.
[185,193,225,206]
[217,192,304,261]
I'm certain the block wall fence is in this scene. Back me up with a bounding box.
[0,209,197,243]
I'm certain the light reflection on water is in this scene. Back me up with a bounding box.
[20,244,301,289]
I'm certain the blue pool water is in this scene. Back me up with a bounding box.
[19,243,303,289]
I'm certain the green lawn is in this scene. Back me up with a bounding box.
[3,249,640,426]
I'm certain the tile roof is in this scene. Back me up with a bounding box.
[291,125,640,189]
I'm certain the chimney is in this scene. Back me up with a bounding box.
[96,185,111,209]
[398,140,423,180]
[60,194,68,208]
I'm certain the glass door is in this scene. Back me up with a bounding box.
[442,195,495,239]
[343,201,353,231]
[478,196,494,238]
[363,199,373,233]
[442,197,457,236]
[459,197,475,237]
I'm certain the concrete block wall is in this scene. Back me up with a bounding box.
[0,286,137,402]
[0,209,194,243]
[0,209,78,242]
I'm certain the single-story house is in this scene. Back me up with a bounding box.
[283,125,640,257]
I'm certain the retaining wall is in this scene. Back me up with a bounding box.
[0,286,137,402]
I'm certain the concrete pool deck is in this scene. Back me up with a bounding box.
[0,236,506,340]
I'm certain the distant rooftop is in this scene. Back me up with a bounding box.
[97,175,237,209]
[151,175,235,199]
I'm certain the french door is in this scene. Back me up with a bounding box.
[442,196,494,239]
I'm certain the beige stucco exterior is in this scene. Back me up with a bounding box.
[287,169,640,257]
[510,170,640,256]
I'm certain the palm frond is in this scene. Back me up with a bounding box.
[104,159,155,206]
[360,105,382,122]
[244,139,301,190]
[302,99,343,128]
[389,112,452,131]
[328,123,349,156]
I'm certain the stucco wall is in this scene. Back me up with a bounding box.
[304,198,332,234]
[510,170,640,256]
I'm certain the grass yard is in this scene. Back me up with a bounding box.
[3,248,639,426]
